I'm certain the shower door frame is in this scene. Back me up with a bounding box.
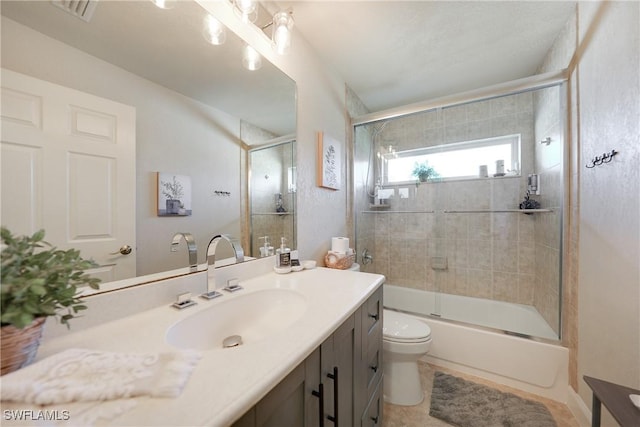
[351,69,570,342]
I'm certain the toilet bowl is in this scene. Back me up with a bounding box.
[383,309,432,406]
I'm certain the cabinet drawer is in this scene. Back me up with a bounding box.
[366,347,382,399]
[363,286,382,341]
[360,378,383,427]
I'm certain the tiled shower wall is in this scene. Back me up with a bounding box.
[357,89,562,335]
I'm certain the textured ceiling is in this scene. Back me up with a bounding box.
[278,1,576,112]
[2,0,577,125]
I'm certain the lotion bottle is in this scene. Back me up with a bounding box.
[276,237,291,267]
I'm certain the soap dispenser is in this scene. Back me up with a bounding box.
[276,237,291,267]
[258,236,271,258]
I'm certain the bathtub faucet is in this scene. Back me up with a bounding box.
[362,248,373,265]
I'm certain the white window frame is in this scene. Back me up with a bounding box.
[383,134,521,184]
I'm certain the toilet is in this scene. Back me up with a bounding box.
[383,309,432,406]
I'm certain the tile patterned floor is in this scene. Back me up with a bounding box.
[383,361,581,427]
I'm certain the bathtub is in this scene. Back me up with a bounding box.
[384,284,569,402]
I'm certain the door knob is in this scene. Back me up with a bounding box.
[110,245,132,255]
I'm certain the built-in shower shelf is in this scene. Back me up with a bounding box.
[361,209,553,214]
[443,209,553,214]
[368,203,391,210]
[361,210,436,214]
[252,212,293,216]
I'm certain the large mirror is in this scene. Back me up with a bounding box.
[0,1,296,288]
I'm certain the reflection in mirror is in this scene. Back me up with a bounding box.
[0,1,296,290]
[248,140,297,258]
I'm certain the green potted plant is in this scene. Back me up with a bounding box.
[0,227,100,375]
[412,161,440,182]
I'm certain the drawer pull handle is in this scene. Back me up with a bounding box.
[370,365,378,373]
[326,367,339,425]
[371,415,379,425]
[312,383,325,427]
[368,312,379,321]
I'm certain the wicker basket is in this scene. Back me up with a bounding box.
[324,252,355,270]
[1,317,45,376]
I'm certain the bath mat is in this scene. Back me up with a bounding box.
[429,371,557,427]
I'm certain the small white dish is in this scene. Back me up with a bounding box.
[302,260,317,269]
[273,266,291,274]
[630,394,640,409]
[291,265,304,272]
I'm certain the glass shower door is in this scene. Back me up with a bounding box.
[248,140,296,258]
[353,82,565,341]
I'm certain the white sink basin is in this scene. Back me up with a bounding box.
[166,289,307,351]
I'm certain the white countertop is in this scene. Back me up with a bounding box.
[1,267,384,426]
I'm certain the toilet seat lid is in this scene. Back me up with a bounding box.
[383,310,431,342]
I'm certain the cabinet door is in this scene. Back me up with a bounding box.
[321,314,355,427]
[232,348,321,427]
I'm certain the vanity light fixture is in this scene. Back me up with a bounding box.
[233,0,257,23]
[242,44,262,71]
[203,14,226,45]
[271,10,294,55]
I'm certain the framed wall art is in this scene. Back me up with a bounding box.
[157,172,192,216]
[316,131,342,190]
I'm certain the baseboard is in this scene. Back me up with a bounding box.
[567,386,591,427]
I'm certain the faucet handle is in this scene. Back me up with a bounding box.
[172,292,197,309]
[201,290,223,300]
[223,278,243,293]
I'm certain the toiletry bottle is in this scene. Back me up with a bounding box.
[290,250,300,267]
[258,236,271,258]
[276,237,291,267]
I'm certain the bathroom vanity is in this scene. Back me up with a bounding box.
[233,284,383,427]
[0,261,384,427]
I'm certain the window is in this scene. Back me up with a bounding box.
[384,134,521,183]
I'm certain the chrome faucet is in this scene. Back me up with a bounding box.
[170,232,198,272]
[202,234,245,299]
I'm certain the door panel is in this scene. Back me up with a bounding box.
[1,69,136,281]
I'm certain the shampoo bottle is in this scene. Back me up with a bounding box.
[276,237,291,267]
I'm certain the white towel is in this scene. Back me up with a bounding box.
[0,348,201,405]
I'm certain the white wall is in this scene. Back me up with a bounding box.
[575,1,640,423]
[1,17,242,275]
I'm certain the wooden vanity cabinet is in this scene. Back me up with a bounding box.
[232,348,321,427]
[232,286,383,427]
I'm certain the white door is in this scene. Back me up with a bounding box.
[1,69,136,282]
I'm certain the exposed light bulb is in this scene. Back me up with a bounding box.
[234,0,257,23]
[203,14,226,45]
[150,0,174,10]
[272,11,293,55]
[242,45,262,71]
